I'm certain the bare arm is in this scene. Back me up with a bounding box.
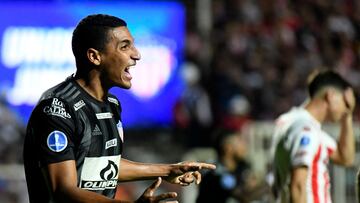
[119,159,171,181]
[46,160,177,203]
[119,159,216,185]
[290,167,308,203]
[330,88,356,167]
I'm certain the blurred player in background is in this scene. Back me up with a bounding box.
[23,14,215,203]
[197,129,270,203]
[271,70,356,203]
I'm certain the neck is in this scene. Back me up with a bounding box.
[75,70,108,102]
[304,98,327,123]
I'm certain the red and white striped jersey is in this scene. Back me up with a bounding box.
[271,107,337,203]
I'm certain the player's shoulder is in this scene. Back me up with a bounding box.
[31,95,73,122]
[39,76,77,102]
[34,77,77,114]
[277,108,317,134]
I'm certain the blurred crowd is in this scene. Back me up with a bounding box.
[1,0,360,202]
[177,0,360,135]
[1,0,359,159]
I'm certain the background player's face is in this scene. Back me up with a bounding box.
[327,89,347,122]
[100,26,141,89]
[226,134,247,160]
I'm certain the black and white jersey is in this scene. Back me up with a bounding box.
[23,76,124,203]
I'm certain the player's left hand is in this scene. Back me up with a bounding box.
[164,161,216,186]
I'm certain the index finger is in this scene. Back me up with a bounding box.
[197,162,216,170]
[179,162,216,172]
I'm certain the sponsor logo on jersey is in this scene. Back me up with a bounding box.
[43,98,71,119]
[73,100,85,111]
[117,121,124,142]
[47,131,68,152]
[300,136,310,146]
[80,156,120,191]
[92,124,102,136]
[107,97,119,106]
[105,138,117,149]
[96,112,113,120]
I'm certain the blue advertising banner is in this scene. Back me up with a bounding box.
[0,1,185,128]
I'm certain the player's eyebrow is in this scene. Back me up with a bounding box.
[120,39,131,44]
[116,39,133,49]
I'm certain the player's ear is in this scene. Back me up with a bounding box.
[87,48,101,66]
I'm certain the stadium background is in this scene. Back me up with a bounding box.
[0,0,360,202]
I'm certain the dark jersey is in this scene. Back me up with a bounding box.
[196,161,251,203]
[23,76,124,203]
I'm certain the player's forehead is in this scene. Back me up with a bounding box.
[109,26,134,43]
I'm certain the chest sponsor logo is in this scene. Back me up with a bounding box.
[92,124,102,136]
[96,112,113,120]
[47,131,68,152]
[43,98,71,119]
[73,100,85,111]
[80,156,120,191]
[105,138,117,149]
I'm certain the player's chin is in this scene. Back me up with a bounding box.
[119,82,132,89]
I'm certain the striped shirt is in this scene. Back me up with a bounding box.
[271,107,337,203]
[24,76,124,202]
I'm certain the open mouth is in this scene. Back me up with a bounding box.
[124,66,132,80]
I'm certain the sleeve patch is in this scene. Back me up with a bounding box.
[47,131,68,152]
[300,136,310,146]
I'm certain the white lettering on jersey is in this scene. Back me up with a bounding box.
[74,100,85,111]
[105,138,117,149]
[96,112,113,119]
[43,98,71,118]
[107,97,119,106]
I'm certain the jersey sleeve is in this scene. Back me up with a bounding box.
[289,123,320,168]
[30,97,76,165]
